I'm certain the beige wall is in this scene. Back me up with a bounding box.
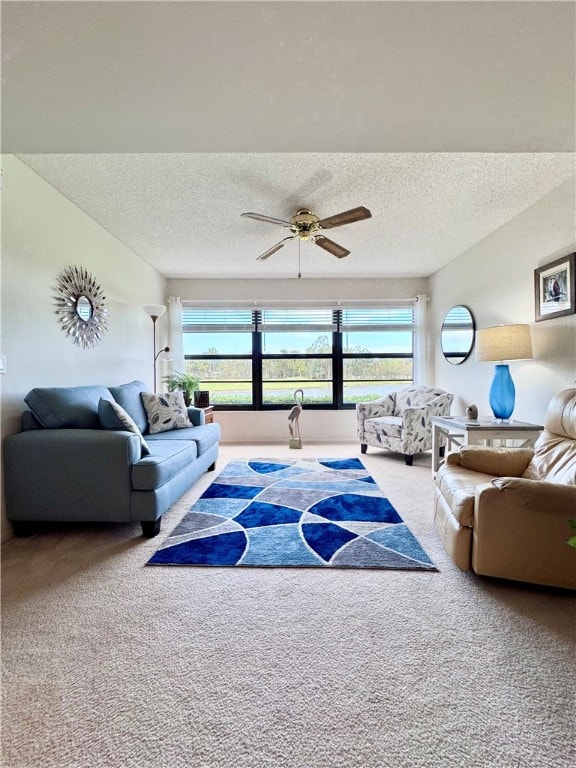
[429,178,576,422]
[0,156,168,540]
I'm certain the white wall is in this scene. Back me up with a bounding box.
[0,155,168,540]
[167,277,429,443]
[168,278,428,304]
[430,178,576,423]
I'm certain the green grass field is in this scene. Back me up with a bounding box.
[200,380,411,405]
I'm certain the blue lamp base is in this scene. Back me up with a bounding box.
[489,364,515,420]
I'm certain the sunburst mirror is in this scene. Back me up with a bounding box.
[54,266,109,349]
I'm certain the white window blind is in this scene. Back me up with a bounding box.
[258,309,336,332]
[182,308,255,333]
[340,306,414,331]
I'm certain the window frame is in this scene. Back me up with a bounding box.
[258,309,336,409]
[183,305,415,410]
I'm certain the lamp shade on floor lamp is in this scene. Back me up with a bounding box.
[476,324,533,420]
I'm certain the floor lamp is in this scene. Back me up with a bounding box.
[143,304,167,392]
[476,324,533,420]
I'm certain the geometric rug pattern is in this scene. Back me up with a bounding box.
[147,458,437,570]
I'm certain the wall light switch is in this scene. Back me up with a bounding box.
[0,355,6,374]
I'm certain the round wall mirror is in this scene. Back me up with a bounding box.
[441,305,475,365]
[54,266,108,349]
[76,295,93,321]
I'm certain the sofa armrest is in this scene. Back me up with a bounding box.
[402,404,429,431]
[472,479,576,589]
[490,476,576,512]
[427,392,454,416]
[402,393,454,432]
[187,406,205,426]
[4,429,142,522]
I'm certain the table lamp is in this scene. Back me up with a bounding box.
[475,324,533,420]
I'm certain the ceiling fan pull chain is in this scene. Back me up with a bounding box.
[298,238,302,279]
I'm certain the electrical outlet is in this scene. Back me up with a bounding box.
[0,355,6,374]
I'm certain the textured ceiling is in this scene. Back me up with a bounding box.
[17,152,574,279]
[4,2,576,279]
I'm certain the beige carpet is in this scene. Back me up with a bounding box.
[1,442,574,768]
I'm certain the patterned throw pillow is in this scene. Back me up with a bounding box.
[98,398,151,456]
[141,392,193,434]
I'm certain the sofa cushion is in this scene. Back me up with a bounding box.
[22,411,43,430]
[131,440,198,490]
[108,380,149,434]
[435,464,495,527]
[146,423,222,456]
[98,398,151,457]
[543,388,576,440]
[24,385,114,429]
[522,431,576,485]
[141,392,193,434]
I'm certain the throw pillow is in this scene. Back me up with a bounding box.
[98,398,151,456]
[141,391,193,434]
[107,380,149,434]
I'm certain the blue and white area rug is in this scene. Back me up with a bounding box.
[147,458,437,570]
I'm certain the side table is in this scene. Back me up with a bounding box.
[431,416,543,475]
[202,406,214,424]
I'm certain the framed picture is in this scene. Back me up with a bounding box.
[534,253,576,322]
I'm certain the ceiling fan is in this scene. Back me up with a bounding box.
[241,206,372,261]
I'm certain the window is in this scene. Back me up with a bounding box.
[183,304,414,409]
[341,307,414,404]
[182,308,254,405]
[260,309,336,405]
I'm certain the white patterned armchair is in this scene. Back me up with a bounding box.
[357,386,454,466]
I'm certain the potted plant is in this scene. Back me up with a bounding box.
[161,370,199,406]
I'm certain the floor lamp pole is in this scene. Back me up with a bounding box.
[151,316,158,392]
[143,304,167,393]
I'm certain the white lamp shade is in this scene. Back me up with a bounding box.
[143,304,167,319]
[476,324,533,362]
[157,348,174,362]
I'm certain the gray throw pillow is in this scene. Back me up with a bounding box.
[98,398,151,456]
[141,392,193,434]
[108,380,149,434]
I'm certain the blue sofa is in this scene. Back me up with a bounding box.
[4,381,221,537]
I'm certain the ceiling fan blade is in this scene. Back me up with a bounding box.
[314,236,350,259]
[241,212,292,227]
[256,236,295,261]
[316,206,372,230]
